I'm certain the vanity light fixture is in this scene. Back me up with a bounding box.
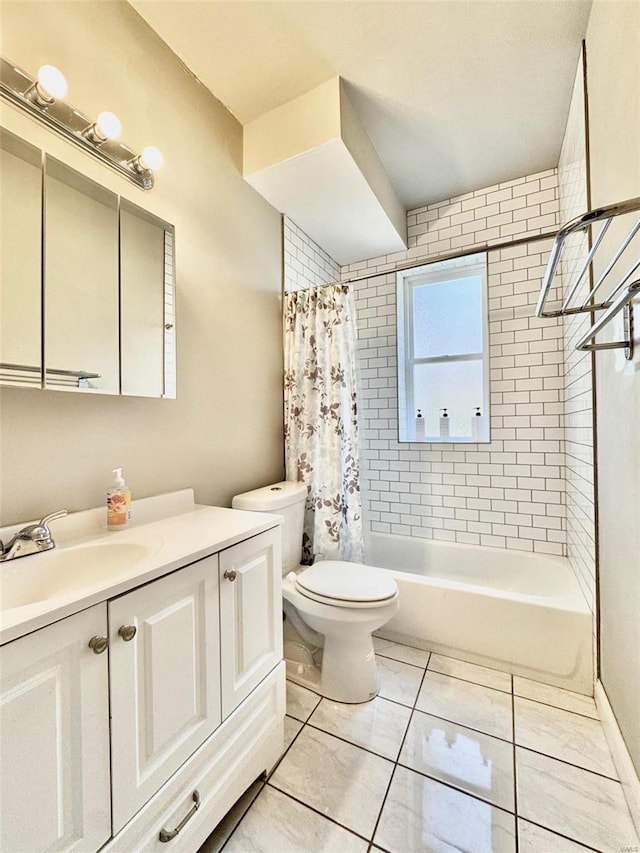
[83,110,123,144]
[129,145,164,173]
[25,64,68,106]
[0,56,162,190]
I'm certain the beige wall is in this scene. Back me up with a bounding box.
[586,1,640,772]
[0,1,284,524]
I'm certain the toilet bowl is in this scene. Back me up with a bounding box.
[232,482,399,703]
[283,561,399,702]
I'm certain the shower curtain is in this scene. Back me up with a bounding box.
[284,284,363,564]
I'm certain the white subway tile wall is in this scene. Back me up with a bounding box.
[342,170,565,554]
[283,217,341,293]
[283,170,571,555]
[558,54,597,613]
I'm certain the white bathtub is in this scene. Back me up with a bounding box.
[367,532,593,694]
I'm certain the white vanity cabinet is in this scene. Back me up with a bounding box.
[220,530,283,718]
[0,604,112,853]
[0,511,284,853]
[109,555,222,833]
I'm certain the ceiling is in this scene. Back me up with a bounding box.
[130,0,592,211]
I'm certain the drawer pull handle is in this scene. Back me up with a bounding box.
[223,569,237,582]
[118,624,137,642]
[88,635,108,654]
[159,790,200,842]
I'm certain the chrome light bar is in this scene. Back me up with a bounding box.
[0,56,159,190]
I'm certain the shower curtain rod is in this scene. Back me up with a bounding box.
[340,229,558,285]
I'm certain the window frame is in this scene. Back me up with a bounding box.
[396,253,490,443]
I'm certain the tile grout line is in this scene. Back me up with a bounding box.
[366,653,432,850]
[513,691,600,722]
[269,699,373,846]
[379,658,599,725]
[266,781,372,845]
[512,674,519,853]
[515,743,622,784]
[517,816,605,853]
[303,720,401,764]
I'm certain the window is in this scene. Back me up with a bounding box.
[397,253,489,442]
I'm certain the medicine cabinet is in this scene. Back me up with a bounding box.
[0,128,176,398]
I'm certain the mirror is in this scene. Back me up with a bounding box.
[0,129,42,387]
[120,200,175,398]
[45,157,120,393]
[0,133,175,398]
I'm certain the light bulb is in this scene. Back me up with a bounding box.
[36,64,68,100]
[96,111,122,141]
[140,146,163,171]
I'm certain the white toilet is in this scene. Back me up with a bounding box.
[232,481,399,703]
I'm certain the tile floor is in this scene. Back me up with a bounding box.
[200,639,640,853]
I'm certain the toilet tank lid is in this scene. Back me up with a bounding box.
[232,481,307,511]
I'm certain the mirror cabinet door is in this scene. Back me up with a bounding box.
[0,129,42,387]
[44,157,119,393]
[120,200,175,398]
[1,141,174,398]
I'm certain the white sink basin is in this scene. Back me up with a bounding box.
[0,543,152,610]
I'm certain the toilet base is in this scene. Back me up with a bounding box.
[284,629,380,704]
[321,632,380,703]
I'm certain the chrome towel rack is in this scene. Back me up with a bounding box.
[535,196,640,360]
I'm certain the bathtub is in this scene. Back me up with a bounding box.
[367,532,593,695]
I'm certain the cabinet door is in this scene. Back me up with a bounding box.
[0,605,111,853]
[220,527,282,718]
[109,556,221,833]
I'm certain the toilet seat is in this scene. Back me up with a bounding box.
[295,560,398,609]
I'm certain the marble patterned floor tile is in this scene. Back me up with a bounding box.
[416,670,513,741]
[428,654,512,693]
[375,640,431,669]
[517,819,600,852]
[513,676,598,719]
[223,785,368,852]
[198,780,264,853]
[283,715,303,753]
[514,696,617,778]
[516,747,640,853]
[399,710,515,811]
[374,765,516,853]
[270,725,394,838]
[376,654,424,706]
[286,680,321,722]
[308,695,412,760]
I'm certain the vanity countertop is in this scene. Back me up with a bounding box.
[0,490,281,646]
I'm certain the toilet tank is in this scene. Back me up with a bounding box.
[232,481,307,575]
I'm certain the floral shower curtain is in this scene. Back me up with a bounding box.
[284,284,363,564]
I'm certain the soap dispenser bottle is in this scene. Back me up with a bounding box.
[439,408,450,437]
[471,407,483,441]
[415,408,425,441]
[107,467,131,528]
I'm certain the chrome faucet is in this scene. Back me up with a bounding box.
[0,510,67,561]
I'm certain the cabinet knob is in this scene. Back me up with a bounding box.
[88,635,108,654]
[223,569,237,582]
[118,624,137,642]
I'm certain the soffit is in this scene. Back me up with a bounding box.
[129,0,592,210]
